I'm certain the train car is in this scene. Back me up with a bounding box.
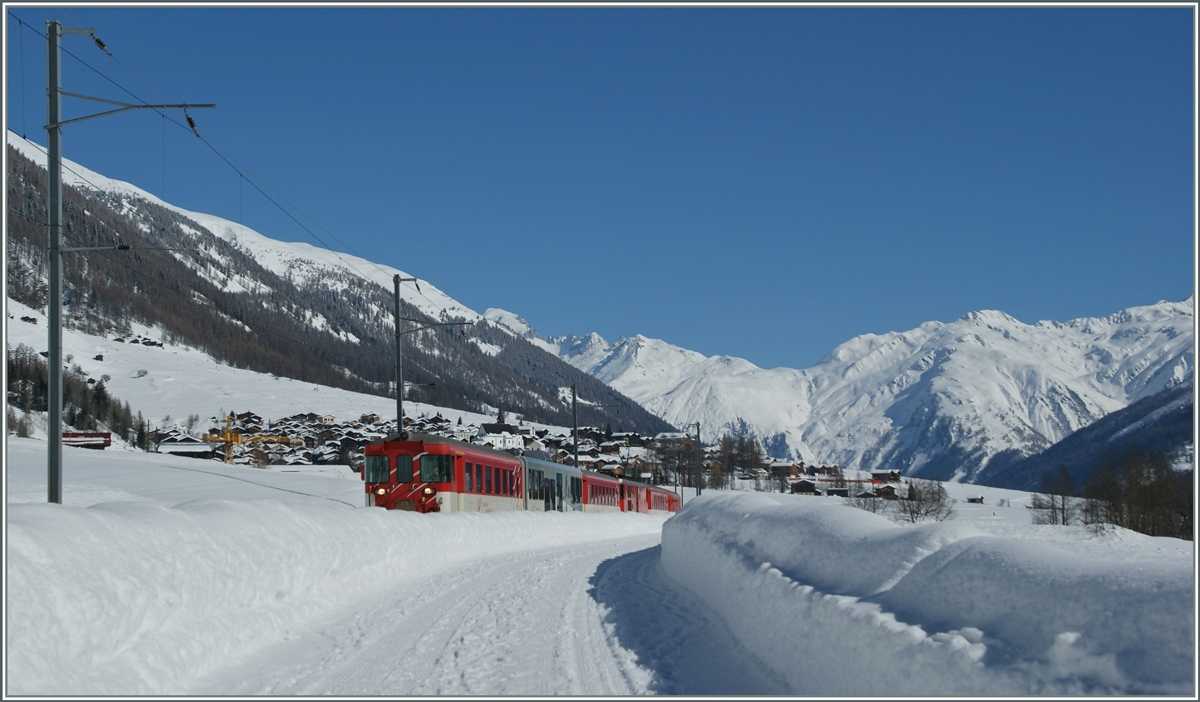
[363,432,522,513]
[581,470,622,513]
[523,454,583,512]
[363,432,681,516]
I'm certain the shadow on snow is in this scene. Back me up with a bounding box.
[587,545,789,696]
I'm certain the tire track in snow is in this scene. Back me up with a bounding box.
[186,532,664,695]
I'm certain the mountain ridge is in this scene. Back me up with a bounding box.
[7,129,1191,483]
[489,296,1193,483]
[5,131,672,436]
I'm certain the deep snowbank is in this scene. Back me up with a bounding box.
[660,491,1194,696]
[5,440,666,695]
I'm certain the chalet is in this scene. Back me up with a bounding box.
[594,458,624,476]
[156,433,217,459]
[523,436,548,453]
[319,414,337,425]
[653,431,692,442]
[966,496,985,504]
[599,440,624,455]
[235,411,263,426]
[791,479,820,496]
[871,470,902,484]
[613,432,646,447]
[825,487,850,498]
[876,484,900,500]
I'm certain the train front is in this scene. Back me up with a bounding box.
[362,433,455,513]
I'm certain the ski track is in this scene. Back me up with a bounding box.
[184,531,757,695]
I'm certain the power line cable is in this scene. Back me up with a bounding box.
[18,16,28,138]
[53,228,408,380]
[11,218,402,379]
[17,12,451,314]
[32,12,427,300]
[8,14,422,294]
[13,137,195,252]
[8,14,467,337]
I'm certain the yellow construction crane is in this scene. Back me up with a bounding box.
[204,414,304,464]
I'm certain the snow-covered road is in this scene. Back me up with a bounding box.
[6,439,786,695]
[190,535,662,695]
[186,535,785,696]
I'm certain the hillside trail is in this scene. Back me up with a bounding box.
[184,531,787,695]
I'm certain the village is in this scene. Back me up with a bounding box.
[148,408,909,495]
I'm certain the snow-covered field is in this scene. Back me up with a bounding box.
[5,436,1193,696]
[5,298,523,432]
[5,289,1195,696]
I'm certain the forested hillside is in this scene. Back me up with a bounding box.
[6,144,672,435]
[983,381,1194,492]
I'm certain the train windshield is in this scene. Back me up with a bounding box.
[396,455,413,483]
[420,454,453,483]
[364,455,389,483]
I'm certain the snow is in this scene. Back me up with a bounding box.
[3,161,1194,693]
[7,131,479,325]
[5,433,1192,695]
[541,298,1193,482]
[662,491,1194,695]
[4,298,530,433]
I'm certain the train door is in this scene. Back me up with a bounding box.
[556,473,564,512]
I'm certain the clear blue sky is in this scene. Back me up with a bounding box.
[6,4,1195,370]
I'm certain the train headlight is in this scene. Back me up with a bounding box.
[423,486,436,496]
[375,488,387,496]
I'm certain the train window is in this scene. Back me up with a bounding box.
[475,464,482,493]
[485,466,492,494]
[363,454,389,483]
[419,454,452,483]
[396,455,413,483]
[465,463,473,493]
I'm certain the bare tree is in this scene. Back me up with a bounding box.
[896,478,955,523]
[1032,465,1078,525]
[847,490,888,515]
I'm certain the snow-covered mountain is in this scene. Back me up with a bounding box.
[491,300,1194,483]
[8,128,1191,483]
[7,132,472,324]
[6,131,670,435]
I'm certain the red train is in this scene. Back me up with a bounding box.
[362,432,682,515]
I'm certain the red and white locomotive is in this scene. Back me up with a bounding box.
[362,432,681,515]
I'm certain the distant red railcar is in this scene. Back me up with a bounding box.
[362,432,681,515]
[62,431,111,449]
